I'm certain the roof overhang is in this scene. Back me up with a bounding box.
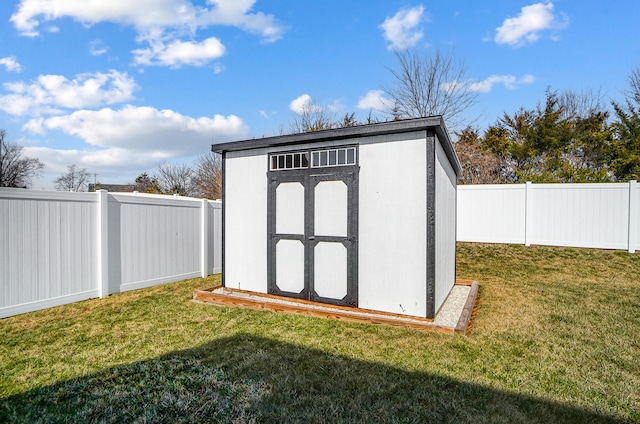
[212,116,462,176]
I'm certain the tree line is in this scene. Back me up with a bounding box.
[0,131,222,199]
[454,80,640,184]
[53,152,222,199]
[2,49,639,189]
[292,50,640,185]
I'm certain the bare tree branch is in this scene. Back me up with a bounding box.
[154,163,196,196]
[193,152,222,199]
[557,87,607,120]
[384,49,478,131]
[0,130,44,188]
[55,165,90,192]
[290,101,336,133]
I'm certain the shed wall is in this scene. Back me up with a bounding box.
[434,139,457,313]
[358,131,428,317]
[224,149,269,293]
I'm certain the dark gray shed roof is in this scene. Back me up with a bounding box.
[212,116,462,176]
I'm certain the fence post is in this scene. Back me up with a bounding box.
[524,182,532,246]
[97,190,109,297]
[201,199,210,277]
[629,180,637,254]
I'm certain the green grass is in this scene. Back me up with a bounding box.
[1,243,639,423]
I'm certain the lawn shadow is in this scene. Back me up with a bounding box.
[0,334,625,423]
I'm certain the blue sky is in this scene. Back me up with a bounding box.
[0,0,638,189]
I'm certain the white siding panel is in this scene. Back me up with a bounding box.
[434,140,456,314]
[224,150,268,293]
[358,132,428,317]
[457,184,526,244]
[530,183,629,249]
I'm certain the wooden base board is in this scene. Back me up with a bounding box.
[193,279,479,335]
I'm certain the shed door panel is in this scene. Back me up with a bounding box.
[268,167,358,307]
[314,180,348,237]
[275,239,305,293]
[313,241,348,300]
[276,182,304,234]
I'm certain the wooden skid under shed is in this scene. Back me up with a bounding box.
[194,279,479,335]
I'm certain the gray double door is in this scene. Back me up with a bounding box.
[267,167,358,307]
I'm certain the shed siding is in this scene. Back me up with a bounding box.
[434,139,457,313]
[224,149,269,293]
[358,132,428,317]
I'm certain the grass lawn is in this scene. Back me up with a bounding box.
[1,243,639,423]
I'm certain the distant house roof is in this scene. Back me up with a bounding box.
[88,183,136,193]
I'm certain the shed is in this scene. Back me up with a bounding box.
[212,116,462,319]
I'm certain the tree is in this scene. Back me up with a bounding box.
[454,126,511,184]
[610,67,640,181]
[557,88,606,120]
[480,89,614,183]
[133,172,162,194]
[154,163,196,196]
[384,49,478,131]
[55,165,91,191]
[624,66,640,107]
[0,130,44,188]
[290,100,336,133]
[193,152,222,199]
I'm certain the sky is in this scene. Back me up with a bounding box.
[0,0,639,190]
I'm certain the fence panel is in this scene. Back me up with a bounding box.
[457,184,526,244]
[111,194,203,292]
[457,182,637,252]
[1,189,222,318]
[530,183,629,249]
[208,201,222,275]
[0,190,99,317]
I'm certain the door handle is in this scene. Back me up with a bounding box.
[308,236,315,240]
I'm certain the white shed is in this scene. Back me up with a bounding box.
[212,116,462,319]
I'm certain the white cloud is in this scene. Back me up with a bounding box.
[495,2,568,47]
[89,39,109,56]
[444,74,536,94]
[357,90,394,111]
[213,63,225,74]
[21,105,248,187]
[196,0,286,43]
[23,105,248,156]
[11,0,285,67]
[289,94,313,114]
[379,5,425,51]
[132,37,225,68]
[11,0,198,36]
[0,56,22,73]
[24,146,154,174]
[0,70,137,116]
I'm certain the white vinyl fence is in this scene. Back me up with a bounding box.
[1,188,221,318]
[457,181,639,253]
[3,182,638,318]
